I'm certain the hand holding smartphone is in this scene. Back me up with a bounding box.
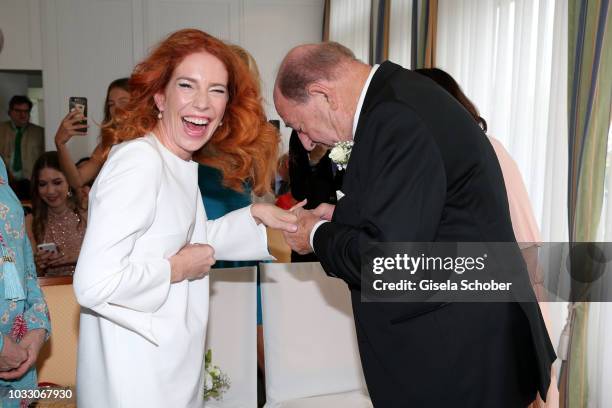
[69,97,88,132]
[37,243,58,253]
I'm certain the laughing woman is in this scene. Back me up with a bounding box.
[73,29,296,408]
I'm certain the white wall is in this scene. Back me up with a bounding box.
[0,71,44,125]
[0,0,43,70]
[242,0,325,152]
[1,0,324,158]
[0,72,29,121]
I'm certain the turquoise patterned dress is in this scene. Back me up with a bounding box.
[0,160,51,407]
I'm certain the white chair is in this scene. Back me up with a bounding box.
[260,262,371,408]
[205,267,258,408]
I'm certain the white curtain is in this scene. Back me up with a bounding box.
[388,0,413,68]
[436,0,561,238]
[587,301,612,407]
[588,81,612,408]
[436,0,569,375]
[328,0,371,62]
[541,0,569,387]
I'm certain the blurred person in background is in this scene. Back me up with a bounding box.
[0,96,45,201]
[197,43,280,383]
[415,67,559,407]
[288,129,343,262]
[55,78,130,191]
[25,152,86,277]
[274,153,296,210]
[74,156,93,211]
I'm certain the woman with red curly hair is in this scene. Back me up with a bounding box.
[73,29,296,408]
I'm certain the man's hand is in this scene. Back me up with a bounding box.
[283,208,321,255]
[312,203,335,221]
[0,329,46,380]
[0,335,29,376]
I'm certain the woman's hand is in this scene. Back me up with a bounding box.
[170,244,215,283]
[251,203,298,233]
[54,110,89,147]
[34,249,66,271]
[0,335,28,375]
[0,329,46,380]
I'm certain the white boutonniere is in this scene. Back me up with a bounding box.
[329,141,354,170]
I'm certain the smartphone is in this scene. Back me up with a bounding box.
[37,243,58,253]
[69,97,88,132]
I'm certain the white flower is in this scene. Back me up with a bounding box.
[204,372,213,389]
[202,349,231,401]
[329,141,354,170]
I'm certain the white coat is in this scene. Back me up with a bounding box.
[73,134,269,407]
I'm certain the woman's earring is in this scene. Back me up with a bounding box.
[67,190,73,198]
[158,111,163,120]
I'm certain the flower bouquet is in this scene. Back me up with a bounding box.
[203,349,230,401]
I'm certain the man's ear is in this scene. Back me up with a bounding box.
[153,92,166,113]
[307,83,338,110]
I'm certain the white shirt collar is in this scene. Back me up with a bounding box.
[352,64,380,139]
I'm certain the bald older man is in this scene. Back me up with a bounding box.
[274,43,555,407]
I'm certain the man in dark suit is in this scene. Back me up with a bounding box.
[274,42,555,407]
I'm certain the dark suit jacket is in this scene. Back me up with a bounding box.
[313,62,555,407]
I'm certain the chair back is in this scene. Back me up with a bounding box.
[260,262,367,405]
[205,266,258,407]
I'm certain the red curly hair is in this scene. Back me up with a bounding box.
[100,29,278,194]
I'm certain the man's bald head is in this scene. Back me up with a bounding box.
[275,42,357,103]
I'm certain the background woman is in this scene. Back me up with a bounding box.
[197,44,277,376]
[198,44,266,261]
[288,129,343,262]
[55,77,130,191]
[415,67,559,407]
[0,159,50,408]
[25,152,86,277]
[73,29,295,408]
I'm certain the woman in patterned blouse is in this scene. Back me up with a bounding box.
[0,158,51,407]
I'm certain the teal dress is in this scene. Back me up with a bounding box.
[0,160,51,407]
[198,165,263,324]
